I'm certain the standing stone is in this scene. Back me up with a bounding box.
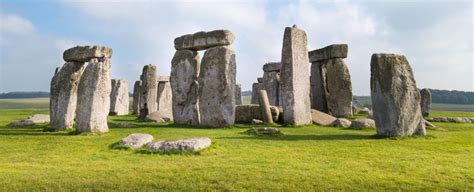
[139,64,158,118]
[280,25,312,125]
[157,76,173,121]
[258,90,273,124]
[310,61,327,112]
[321,58,353,117]
[170,50,200,125]
[370,53,426,137]
[50,62,85,130]
[109,79,129,116]
[251,82,264,104]
[198,46,236,127]
[235,83,242,105]
[420,88,431,117]
[132,80,142,114]
[76,58,112,133]
[262,62,281,106]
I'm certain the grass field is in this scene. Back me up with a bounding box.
[354,96,474,112]
[0,99,473,191]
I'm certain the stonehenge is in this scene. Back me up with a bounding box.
[370,53,426,137]
[309,44,352,118]
[139,64,158,119]
[132,80,142,114]
[280,25,312,125]
[109,79,129,116]
[420,88,432,117]
[157,76,173,120]
[258,90,274,124]
[174,30,234,51]
[235,83,242,105]
[250,82,264,104]
[262,62,281,106]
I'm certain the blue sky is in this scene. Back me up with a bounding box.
[1,0,473,95]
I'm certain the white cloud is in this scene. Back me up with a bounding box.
[0,14,34,35]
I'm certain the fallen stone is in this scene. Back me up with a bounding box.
[117,133,154,149]
[174,30,234,51]
[350,118,376,129]
[146,137,212,152]
[235,104,280,123]
[311,109,337,126]
[432,117,448,122]
[308,44,348,62]
[145,111,172,123]
[109,79,129,116]
[63,45,112,62]
[9,114,50,127]
[262,62,281,72]
[252,119,263,124]
[333,118,352,128]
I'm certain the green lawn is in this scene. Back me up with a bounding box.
[0,108,473,191]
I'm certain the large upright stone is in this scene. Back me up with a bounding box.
[251,82,264,104]
[321,58,353,117]
[139,64,158,118]
[63,45,112,62]
[50,62,85,130]
[174,30,234,51]
[280,25,312,125]
[310,61,327,112]
[262,62,281,106]
[308,44,347,62]
[170,50,200,125]
[235,83,242,105]
[198,46,236,127]
[370,53,426,137]
[157,76,173,121]
[420,88,431,117]
[76,58,111,133]
[109,79,129,116]
[132,80,142,114]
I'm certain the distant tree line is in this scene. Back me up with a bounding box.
[429,89,474,104]
[0,92,50,99]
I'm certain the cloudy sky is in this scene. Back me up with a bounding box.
[1,0,472,95]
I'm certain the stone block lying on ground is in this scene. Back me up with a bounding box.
[333,118,352,128]
[146,137,212,152]
[350,118,376,129]
[117,133,154,149]
[174,30,234,51]
[145,111,172,123]
[310,109,337,126]
[63,45,112,62]
[9,114,50,127]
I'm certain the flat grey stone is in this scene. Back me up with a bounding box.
[333,118,352,128]
[157,76,170,82]
[350,118,376,129]
[145,111,172,123]
[63,45,112,62]
[308,44,347,62]
[174,30,234,51]
[118,133,154,149]
[311,109,337,126]
[9,114,50,127]
[146,137,212,152]
[262,62,281,72]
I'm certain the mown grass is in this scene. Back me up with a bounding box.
[0,108,473,191]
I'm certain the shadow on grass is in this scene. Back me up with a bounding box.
[0,124,71,136]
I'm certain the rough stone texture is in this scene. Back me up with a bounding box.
[9,114,50,127]
[251,83,264,104]
[252,119,263,124]
[145,111,172,123]
[109,79,129,116]
[350,118,376,129]
[132,80,142,114]
[370,53,426,137]
[333,118,352,128]
[310,61,327,112]
[170,50,201,125]
[424,119,436,128]
[139,64,158,118]
[157,80,173,121]
[311,109,337,126]
[235,104,280,123]
[420,88,431,117]
[262,70,280,106]
[157,76,170,82]
[258,90,274,124]
[198,46,236,127]
[321,58,353,118]
[308,44,348,62]
[235,83,242,105]
[257,77,263,83]
[280,25,312,125]
[50,62,85,130]
[432,117,448,122]
[63,45,112,62]
[263,62,281,72]
[146,137,212,152]
[75,58,112,133]
[174,30,234,51]
[118,133,154,149]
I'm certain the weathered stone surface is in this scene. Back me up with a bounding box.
[9,114,50,127]
[432,117,448,122]
[198,46,236,127]
[118,133,154,149]
[257,77,263,83]
[251,83,264,104]
[333,118,352,128]
[235,83,242,105]
[321,58,353,118]
[157,76,170,82]
[75,58,112,133]
[370,53,426,137]
[263,62,281,72]
[109,79,129,116]
[139,64,158,118]
[258,90,273,124]
[310,61,327,112]
[308,44,348,62]
[157,80,173,121]
[280,25,312,125]
[235,104,279,123]
[132,80,142,114]
[50,62,85,130]
[262,70,280,106]
[146,137,212,152]
[63,45,112,62]
[145,111,172,123]
[420,88,431,117]
[424,119,436,128]
[311,109,337,126]
[174,30,234,51]
[252,119,263,124]
[171,50,200,125]
[350,118,376,129]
